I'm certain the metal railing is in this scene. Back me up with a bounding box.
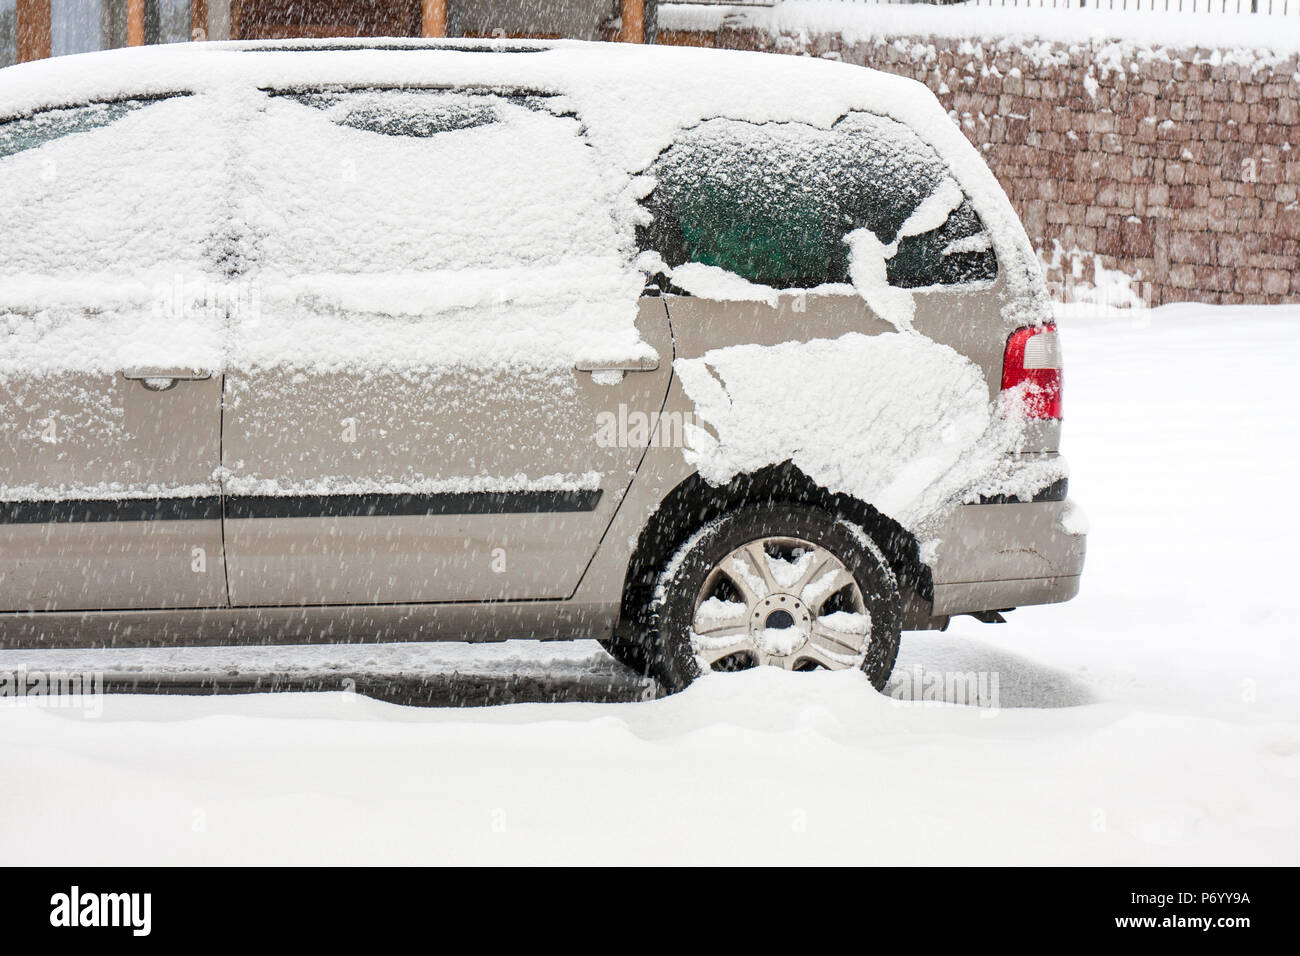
[957,0,1294,11]
[672,0,1296,13]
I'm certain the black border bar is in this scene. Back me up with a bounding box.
[224,489,603,519]
[0,497,223,524]
[9,866,1278,941]
[0,490,602,524]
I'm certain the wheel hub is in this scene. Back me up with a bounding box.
[689,535,872,672]
[764,609,795,630]
[749,594,810,656]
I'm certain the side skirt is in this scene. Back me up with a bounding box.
[0,601,619,650]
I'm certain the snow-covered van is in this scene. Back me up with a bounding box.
[0,39,1085,692]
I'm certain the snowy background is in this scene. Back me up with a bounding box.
[1,300,1296,865]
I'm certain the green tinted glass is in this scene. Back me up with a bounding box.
[640,113,997,290]
[273,89,566,138]
[0,99,160,160]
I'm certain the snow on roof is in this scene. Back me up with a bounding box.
[0,38,955,168]
[0,38,1039,280]
[0,40,1046,378]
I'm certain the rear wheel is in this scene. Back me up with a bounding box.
[615,504,902,693]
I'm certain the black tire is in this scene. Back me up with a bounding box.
[612,503,902,694]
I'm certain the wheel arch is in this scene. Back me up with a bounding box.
[617,461,931,629]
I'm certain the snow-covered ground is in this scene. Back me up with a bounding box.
[2,302,1298,865]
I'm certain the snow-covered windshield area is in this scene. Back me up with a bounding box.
[638,112,997,304]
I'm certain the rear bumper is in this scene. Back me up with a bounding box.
[929,496,1087,616]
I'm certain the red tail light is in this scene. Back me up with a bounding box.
[1001,324,1062,419]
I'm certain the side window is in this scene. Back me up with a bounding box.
[0,98,166,160]
[0,94,225,279]
[638,112,997,291]
[888,197,996,289]
[248,88,618,277]
[274,88,567,137]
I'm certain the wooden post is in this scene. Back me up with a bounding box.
[15,0,51,62]
[620,0,644,43]
[422,0,447,38]
[127,0,146,46]
[192,0,209,41]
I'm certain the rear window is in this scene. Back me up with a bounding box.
[638,112,997,291]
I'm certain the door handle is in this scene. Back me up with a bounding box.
[575,357,660,373]
[123,369,214,392]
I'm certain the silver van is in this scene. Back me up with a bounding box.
[0,39,1085,693]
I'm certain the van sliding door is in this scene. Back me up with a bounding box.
[220,87,670,607]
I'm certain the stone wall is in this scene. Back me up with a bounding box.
[659,25,1300,306]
